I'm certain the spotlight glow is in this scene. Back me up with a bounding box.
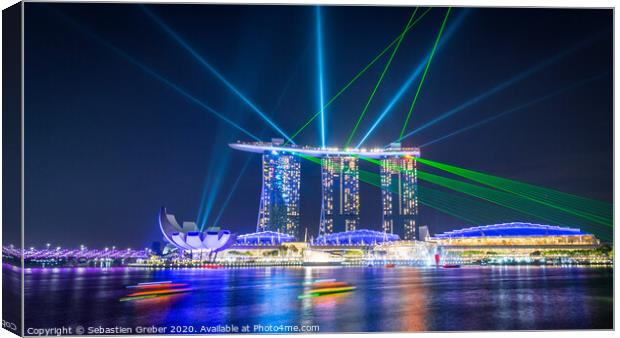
[52,7,260,142]
[316,6,327,148]
[142,6,295,144]
[212,155,254,226]
[355,9,468,148]
[285,7,434,145]
[346,8,418,147]
[419,73,609,148]
[399,7,452,139]
[394,32,607,144]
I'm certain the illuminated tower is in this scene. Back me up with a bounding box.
[319,156,360,236]
[381,151,418,240]
[257,144,301,239]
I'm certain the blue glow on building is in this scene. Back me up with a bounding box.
[257,141,301,239]
[236,231,296,245]
[314,229,400,245]
[433,222,589,239]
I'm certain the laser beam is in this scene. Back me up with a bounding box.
[316,6,327,148]
[212,155,254,227]
[141,6,295,144]
[49,6,260,142]
[345,8,418,147]
[399,7,452,138]
[298,153,493,225]
[417,155,612,226]
[355,9,469,148]
[284,7,434,145]
[419,72,610,148]
[394,32,608,144]
[357,156,612,239]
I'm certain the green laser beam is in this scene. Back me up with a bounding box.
[362,155,611,226]
[416,170,612,240]
[418,185,540,224]
[299,153,518,227]
[399,7,452,139]
[345,8,419,147]
[417,157,612,226]
[357,156,611,240]
[284,7,433,145]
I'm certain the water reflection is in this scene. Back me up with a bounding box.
[22,266,612,332]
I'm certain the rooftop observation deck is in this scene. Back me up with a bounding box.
[229,139,420,159]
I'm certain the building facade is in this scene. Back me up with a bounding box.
[380,154,418,240]
[319,156,360,236]
[257,149,301,239]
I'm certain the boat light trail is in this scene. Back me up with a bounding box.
[399,7,452,139]
[393,32,608,144]
[419,73,609,148]
[345,8,419,147]
[141,6,295,144]
[355,9,468,148]
[284,7,434,145]
[316,6,327,148]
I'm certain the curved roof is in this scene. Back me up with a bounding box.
[159,207,236,252]
[433,222,589,239]
[315,229,400,245]
[236,231,295,245]
[229,142,420,158]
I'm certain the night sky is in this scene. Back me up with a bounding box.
[23,3,612,248]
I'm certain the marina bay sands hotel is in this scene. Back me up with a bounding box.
[229,139,420,241]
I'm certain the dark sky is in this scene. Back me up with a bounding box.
[23,3,612,248]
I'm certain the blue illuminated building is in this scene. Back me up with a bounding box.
[431,222,600,247]
[319,156,360,235]
[230,140,420,242]
[256,139,301,239]
[236,231,296,246]
[433,222,588,238]
[314,229,400,245]
[381,143,418,240]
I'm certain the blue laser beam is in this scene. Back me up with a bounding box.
[418,73,609,148]
[355,9,469,148]
[197,63,301,229]
[141,6,295,144]
[316,6,327,148]
[196,158,216,226]
[196,133,236,230]
[271,44,310,116]
[49,7,260,142]
[199,173,226,228]
[212,155,255,226]
[394,32,608,144]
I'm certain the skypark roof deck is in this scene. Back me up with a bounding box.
[229,140,420,158]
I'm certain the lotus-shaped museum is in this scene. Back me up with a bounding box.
[158,207,237,253]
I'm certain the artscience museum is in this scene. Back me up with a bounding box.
[158,207,237,256]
